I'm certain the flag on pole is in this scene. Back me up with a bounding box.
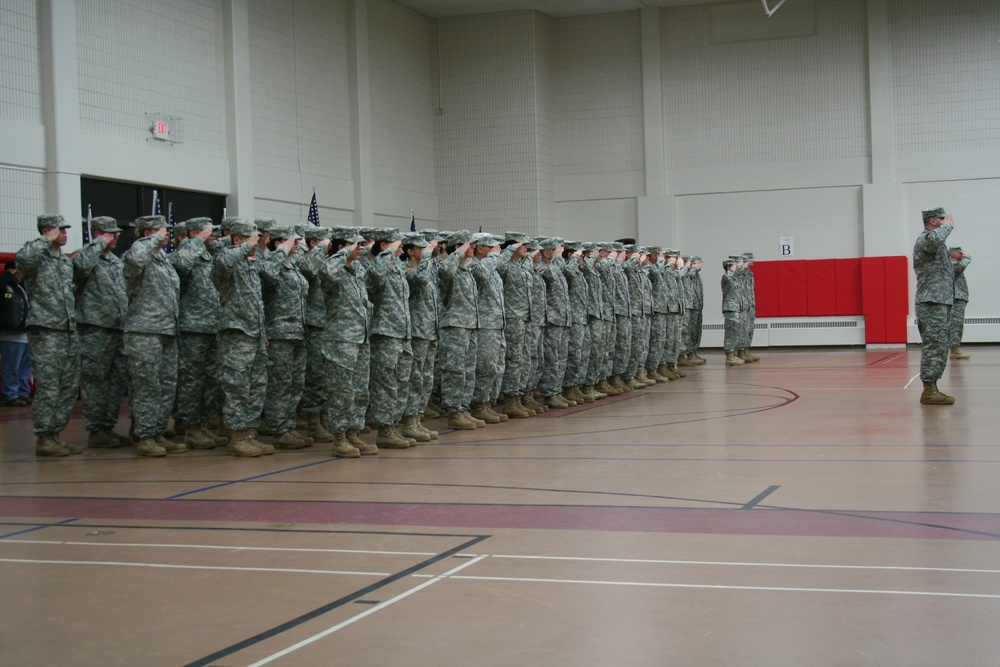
[307,190,320,226]
[479,225,483,233]
[152,189,161,216]
[83,204,92,245]
[410,210,416,232]
[166,202,176,252]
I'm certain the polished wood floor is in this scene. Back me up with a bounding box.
[2,346,998,666]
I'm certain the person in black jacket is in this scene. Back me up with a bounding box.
[0,261,32,407]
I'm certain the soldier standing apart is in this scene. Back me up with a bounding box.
[212,220,273,456]
[470,233,508,424]
[15,215,81,456]
[722,258,744,367]
[437,231,482,430]
[124,216,186,457]
[680,257,707,366]
[913,207,956,405]
[738,252,760,362]
[170,218,226,450]
[73,216,129,448]
[949,246,972,360]
[367,229,416,449]
[260,227,312,449]
[400,232,440,440]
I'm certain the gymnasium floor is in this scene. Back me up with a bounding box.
[1,346,998,666]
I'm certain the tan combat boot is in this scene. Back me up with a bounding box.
[244,430,274,455]
[637,370,657,386]
[199,423,229,446]
[596,378,618,396]
[136,436,167,458]
[184,425,219,450]
[744,349,760,362]
[225,429,260,457]
[611,375,631,393]
[677,355,696,367]
[307,413,335,443]
[503,395,531,419]
[725,352,745,366]
[463,410,487,428]
[523,393,547,412]
[346,430,379,455]
[273,431,309,449]
[470,402,500,424]
[35,434,70,457]
[583,384,606,401]
[488,403,509,422]
[417,416,439,439]
[515,394,537,416]
[447,411,478,430]
[330,432,362,458]
[376,425,412,449]
[155,435,188,454]
[950,346,970,360]
[545,394,571,409]
[401,415,431,443]
[88,430,122,449]
[691,351,707,365]
[627,376,646,390]
[667,364,686,379]
[920,382,955,406]
[570,385,593,403]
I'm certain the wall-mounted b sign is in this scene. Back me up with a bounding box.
[779,236,794,257]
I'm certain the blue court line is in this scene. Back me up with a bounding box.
[165,457,343,499]
[0,517,80,540]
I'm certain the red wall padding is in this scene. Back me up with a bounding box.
[776,261,808,316]
[806,259,837,316]
[753,256,908,345]
[751,262,779,317]
[834,258,863,315]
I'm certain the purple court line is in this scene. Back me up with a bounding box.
[2,496,999,541]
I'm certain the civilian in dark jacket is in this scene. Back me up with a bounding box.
[0,261,32,406]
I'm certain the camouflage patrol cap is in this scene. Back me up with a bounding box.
[538,237,563,251]
[431,230,451,243]
[253,218,278,234]
[446,230,472,246]
[228,219,256,238]
[401,232,430,248]
[329,226,365,243]
[949,246,963,253]
[562,240,583,252]
[370,227,401,243]
[37,214,71,230]
[419,228,439,242]
[269,226,301,241]
[582,242,597,253]
[302,226,332,241]
[742,252,755,259]
[183,217,216,233]
[505,231,531,244]
[922,207,947,221]
[220,216,242,232]
[135,215,167,233]
[90,216,122,233]
[595,242,614,252]
[357,227,379,240]
[623,244,637,253]
[644,245,662,255]
[611,242,625,252]
[471,232,502,247]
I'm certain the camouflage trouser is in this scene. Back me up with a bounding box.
[527,324,545,391]
[540,324,569,397]
[26,327,80,436]
[405,337,437,416]
[439,326,477,413]
[299,325,326,415]
[587,318,612,385]
[78,324,126,432]
[370,334,413,427]
[324,340,370,434]
[665,312,683,365]
[917,302,952,382]
[739,306,756,350]
[501,318,530,396]
[473,328,506,404]
[646,313,667,371]
[724,311,740,354]
[563,321,591,387]
[612,314,631,377]
[264,338,306,434]
[176,332,216,426]
[747,306,756,347]
[125,332,177,438]
[217,330,266,431]
[626,315,649,380]
[949,299,967,347]
[683,307,703,355]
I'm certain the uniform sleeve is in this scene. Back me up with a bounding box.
[14,237,53,278]
[71,239,107,279]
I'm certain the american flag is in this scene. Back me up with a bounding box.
[307,191,320,226]
[166,202,175,252]
[83,204,92,245]
[410,210,416,232]
[152,189,161,216]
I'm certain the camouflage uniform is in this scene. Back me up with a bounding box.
[260,236,308,434]
[213,235,267,431]
[403,241,440,417]
[950,251,971,348]
[561,246,591,389]
[585,249,612,386]
[471,236,506,406]
[498,239,535,397]
[527,256,547,392]
[537,242,570,398]
[123,222,180,439]
[645,253,668,373]
[170,228,220,430]
[609,250,632,379]
[722,264,741,355]
[15,217,80,441]
[683,261,705,356]
[437,236,479,414]
[72,220,127,435]
[913,220,954,382]
[367,239,414,428]
[295,232,334,417]
[624,253,650,380]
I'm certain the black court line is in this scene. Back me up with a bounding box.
[183,534,490,667]
[742,485,781,509]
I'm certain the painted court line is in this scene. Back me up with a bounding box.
[484,554,1000,575]
[0,557,388,577]
[904,373,920,390]
[1,539,436,557]
[245,555,488,667]
[449,574,1000,600]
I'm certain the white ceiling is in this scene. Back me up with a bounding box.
[392,0,741,19]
